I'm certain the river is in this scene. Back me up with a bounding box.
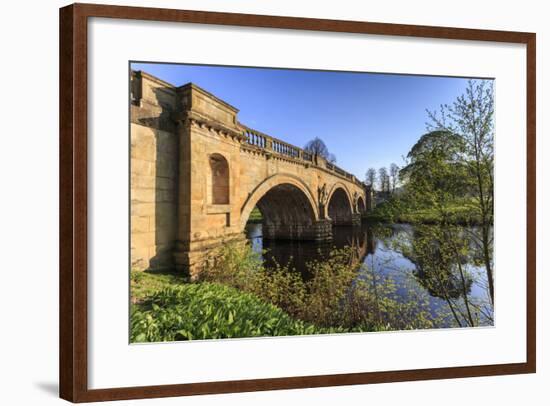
[245,222,494,328]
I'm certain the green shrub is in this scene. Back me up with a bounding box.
[200,242,434,332]
[201,243,356,327]
[301,248,357,327]
[130,269,188,303]
[130,282,342,342]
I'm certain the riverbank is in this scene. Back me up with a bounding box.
[129,240,437,342]
[130,270,345,342]
[364,199,483,225]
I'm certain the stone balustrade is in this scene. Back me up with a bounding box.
[240,124,365,188]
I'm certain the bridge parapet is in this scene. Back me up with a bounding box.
[240,124,366,189]
[242,125,304,160]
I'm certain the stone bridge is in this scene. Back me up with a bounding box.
[130,70,371,276]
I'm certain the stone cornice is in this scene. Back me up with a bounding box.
[133,70,177,90]
[178,83,240,114]
[173,110,247,142]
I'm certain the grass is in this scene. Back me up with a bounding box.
[130,269,188,303]
[365,198,482,225]
[130,268,346,342]
[131,282,343,342]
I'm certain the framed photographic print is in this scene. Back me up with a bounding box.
[59,3,536,402]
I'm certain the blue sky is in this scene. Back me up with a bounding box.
[131,62,475,180]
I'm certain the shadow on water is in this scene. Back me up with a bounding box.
[246,223,376,280]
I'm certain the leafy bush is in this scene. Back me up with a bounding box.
[130,282,341,342]
[201,242,435,332]
[202,243,350,326]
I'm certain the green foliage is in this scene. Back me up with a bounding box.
[202,242,307,319]
[365,197,482,225]
[253,264,307,320]
[247,207,263,223]
[402,130,464,168]
[426,79,495,303]
[400,129,472,223]
[345,271,435,331]
[130,269,188,303]
[394,224,487,328]
[130,238,474,341]
[201,242,436,332]
[130,283,341,342]
[381,82,494,233]
[201,241,264,290]
[302,249,358,327]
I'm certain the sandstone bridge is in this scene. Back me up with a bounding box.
[131,71,372,276]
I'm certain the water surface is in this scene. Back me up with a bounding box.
[245,222,493,328]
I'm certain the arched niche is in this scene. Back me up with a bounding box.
[208,153,229,205]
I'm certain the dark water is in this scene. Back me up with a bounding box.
[245,222,493,327]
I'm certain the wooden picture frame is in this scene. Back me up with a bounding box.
[59,3,536,402]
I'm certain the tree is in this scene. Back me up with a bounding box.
[397,136,487,326]
[399,130,469,199]
[427,79,495,304]
[365,168,377,190]
[401,132,467,211]
[304,137,336,163]
[378,167,390,193]
[389,163,400,194]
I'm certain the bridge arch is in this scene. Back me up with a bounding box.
[327,183,355,226]
[326,182,354,210]
[240,174,321,240]
[356,195,366,214]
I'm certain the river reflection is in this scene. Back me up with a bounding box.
[245,222,494,327]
